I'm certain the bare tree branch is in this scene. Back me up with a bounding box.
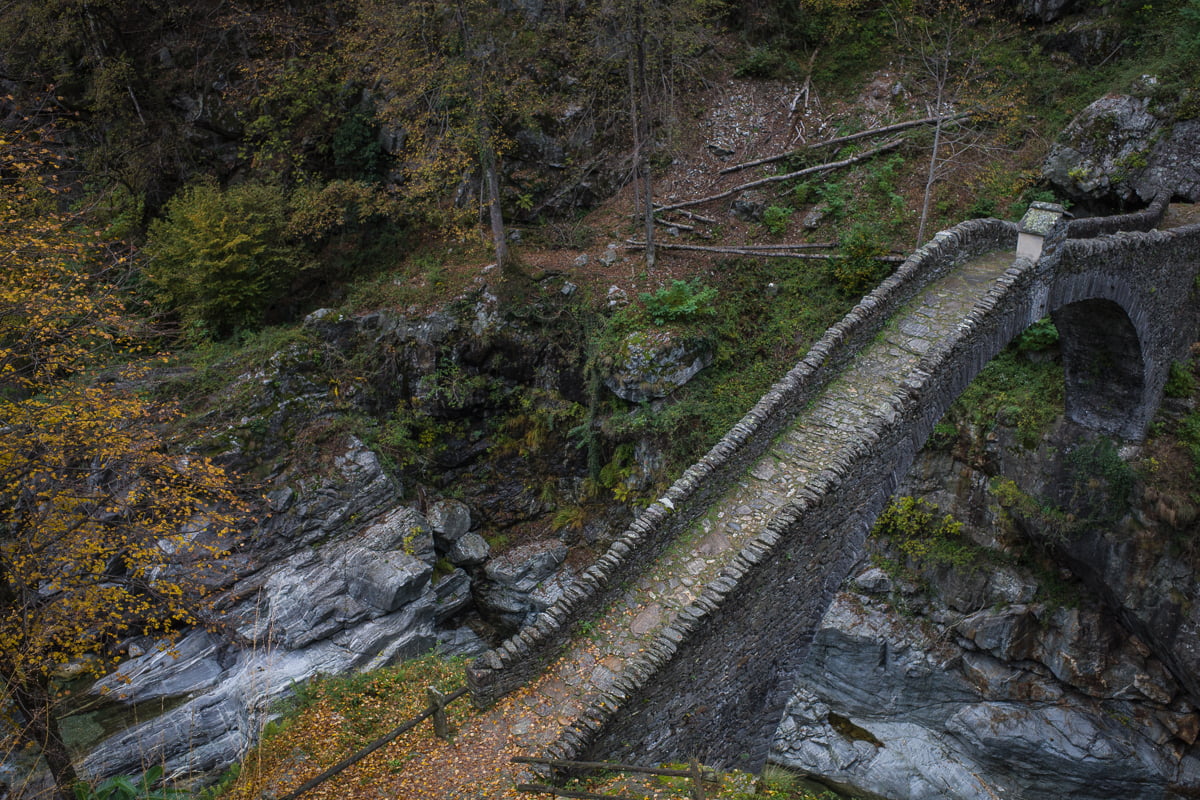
[721,113,968,175]
[655,139,904,214]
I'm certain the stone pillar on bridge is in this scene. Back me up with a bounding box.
[1017,201,1069,264]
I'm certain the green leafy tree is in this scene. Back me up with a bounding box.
[144,181,308,339]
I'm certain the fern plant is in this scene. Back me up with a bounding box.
[73,766,186,800]
[638,279,718,325]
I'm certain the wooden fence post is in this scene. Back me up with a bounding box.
[427,686,449,740]
[689,758,705,800]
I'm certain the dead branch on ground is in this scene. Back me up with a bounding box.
[655,139,904,214]
[625,240,906,262]
[721,113,968,175]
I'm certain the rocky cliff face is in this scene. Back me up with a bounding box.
[26,277,715,790]
[1043,93,1200,207]
[770,415,1200,799]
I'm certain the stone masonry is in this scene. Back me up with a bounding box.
[466,212,1200,780]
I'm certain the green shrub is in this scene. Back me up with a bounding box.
[638,279,718,325]
[1177,409,1200,480]
[73,766,184,800]
[1182,0,1200,59]
[1165,359,1196,398]
[928,420,959,450]
[967,196,998,219]
[1016,318,1059,352]
[872,496,975,569]
[815,180,851,221]
[1064,436,1134,520]
[734,45,788,78]
[331,106,385,180]
[145,181,309,340]
[830,223,891,294]
[791,181,817,205]
[762,205,793,235]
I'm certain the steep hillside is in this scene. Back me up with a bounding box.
[3,0,1200,798]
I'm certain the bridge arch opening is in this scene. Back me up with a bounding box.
[1050,298,1146,439]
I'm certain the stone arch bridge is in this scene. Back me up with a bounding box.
[463,203,1200,785]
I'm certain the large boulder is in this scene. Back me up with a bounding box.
[475,539,570,633]
[602,330,714,403]
[1043,93,1200,205]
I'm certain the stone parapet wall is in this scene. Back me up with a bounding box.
[466,218,1017,707]
[551,257,1046,771]
[549,220,1200,770]
[1065,189,1171,239]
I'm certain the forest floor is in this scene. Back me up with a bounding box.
[399,64,1045,320]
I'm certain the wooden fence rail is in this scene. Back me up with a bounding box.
[513,756,716,800]
[271,685,468,800]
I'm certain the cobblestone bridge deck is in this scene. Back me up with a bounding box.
[389,248,1020,799]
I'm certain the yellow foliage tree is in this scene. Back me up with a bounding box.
[0,130,243,799]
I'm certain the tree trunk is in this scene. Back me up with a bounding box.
[5,670,78,800]
[454,0,510,274]
[629,0,655,269]
[916,95,945,249]
[481,134,509,273]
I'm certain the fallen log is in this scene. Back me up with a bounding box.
[654,208,718,224]
[653,217,695,231]
[711,241,838,250]
[655,139,904,214]
[719,113,969,174]
[624,240,906,262]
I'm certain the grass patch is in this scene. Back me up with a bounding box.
[616,257,855,473]
[944,345,1065,452]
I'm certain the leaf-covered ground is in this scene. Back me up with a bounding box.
[219,652,847,800]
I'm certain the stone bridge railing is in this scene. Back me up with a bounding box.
[1065,188,1171,239]
[545,217,1200,771]
[467,217,1017,706]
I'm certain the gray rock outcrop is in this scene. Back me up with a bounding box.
[78,439,441,783]
[601,330,714,402]
[1044,93,1200,205]
[771,578,1199,800]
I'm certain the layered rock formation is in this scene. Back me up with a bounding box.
[70,436,585,784]
[770,419,1200,799]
